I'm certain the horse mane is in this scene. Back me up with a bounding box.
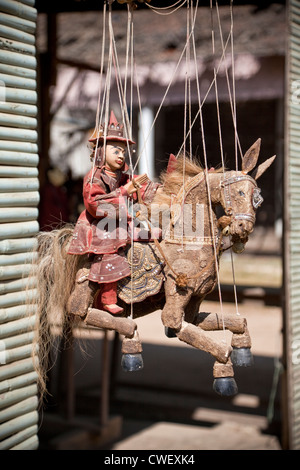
[153,153,222,207]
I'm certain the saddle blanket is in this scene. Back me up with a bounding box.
[117,242,165,304]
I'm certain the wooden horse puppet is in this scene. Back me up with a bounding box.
[32,111,276,399]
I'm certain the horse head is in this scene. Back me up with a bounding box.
[219,139,276,250]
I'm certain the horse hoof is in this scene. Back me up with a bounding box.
[121,353,144,372]
[165,327,177,338]
[213,377,238,397]
[231,347,254,367]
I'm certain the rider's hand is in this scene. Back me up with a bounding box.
[124,180,137,195]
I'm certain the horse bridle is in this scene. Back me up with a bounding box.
[221,173,263,225]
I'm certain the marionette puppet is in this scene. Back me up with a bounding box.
[67,111,161,317]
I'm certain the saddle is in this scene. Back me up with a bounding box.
[117,242,165,304]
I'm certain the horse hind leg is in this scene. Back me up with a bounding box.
[67,266,97,318]
[121,330,144,372]
[67,268,142,370]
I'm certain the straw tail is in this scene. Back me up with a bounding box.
[27,225,83,404]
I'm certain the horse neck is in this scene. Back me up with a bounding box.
[187,171,223,206]
[179,171,223,238]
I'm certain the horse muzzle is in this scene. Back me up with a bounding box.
[230,214,255,242]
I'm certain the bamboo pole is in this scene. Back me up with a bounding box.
[0,178,39,192]
[0,315,36,340]
[0,304,37,323]
[0,424,38,450]
[0,357,38,382]
[0,277,36,295]
[0,331,34,350]
[0,237,37,253]
[0,371,38,394]
[0,396,38,423]
[0,410,39,440]
[0,289,37,309]
[0,343,35,365]
[0,384,38,410]
[11,434,38,450]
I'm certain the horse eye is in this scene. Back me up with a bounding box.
[239,190,245,197]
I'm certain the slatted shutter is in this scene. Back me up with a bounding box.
[284,0,300,451]
[0,0,39,450]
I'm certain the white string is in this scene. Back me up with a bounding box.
[89,1,241,329]
[215,1,243,164]
[177,27,232,156]
[189,0,227,342]
[108,12,134,174]
[133,24,197,173]
[214,1,242,317]
[90,3,113,186]
[145,0,187,15]
[92,1,107,137]
[108,5,137,318]
[230,0,238,171]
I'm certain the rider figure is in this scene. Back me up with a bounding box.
[67,110,161,315]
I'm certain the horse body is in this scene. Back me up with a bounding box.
[33,139,276,397]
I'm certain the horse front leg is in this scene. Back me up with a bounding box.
[162,274,231,364]
[180,298,239,396]
[194,312,253,367]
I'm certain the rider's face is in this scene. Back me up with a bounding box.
[105,142,126,172]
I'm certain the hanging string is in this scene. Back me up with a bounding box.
[92,1,107,137]
[189,0,227,343]
[180,0,196,252]
[215,1,243,164]
[108,4,137,318]
[90,2,113,186]
[145,0,187,15]
[229,249,240,315]
[123,5,131,122]
[230,0,238,171]
[108,9,134,173]
[133,22,198,173]
[89,2,241,330]
[214,1,243,317]
[210,2,226,174]
[177,26,233,156]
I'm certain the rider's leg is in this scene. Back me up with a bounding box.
[101,281,124,315]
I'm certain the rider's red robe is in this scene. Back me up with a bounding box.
[67,164,160,285]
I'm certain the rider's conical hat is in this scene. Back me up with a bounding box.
[89,110,135,145]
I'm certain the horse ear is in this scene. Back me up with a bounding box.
[167,153,177,174]
[251,155,276,180]
[242,138,261,173]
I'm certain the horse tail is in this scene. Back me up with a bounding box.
[29,225,85,403]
